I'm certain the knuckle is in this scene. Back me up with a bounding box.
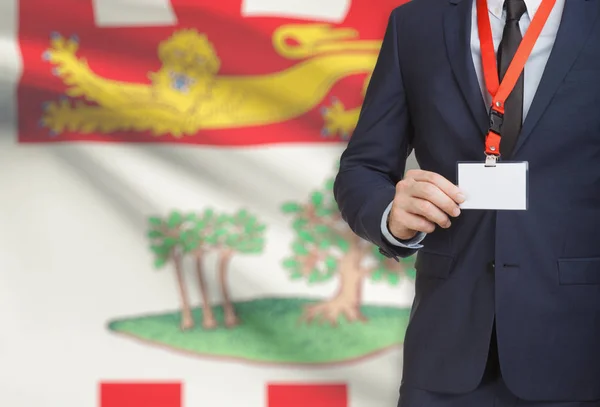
[396,179,415,196]
[416,199,432,214]
[405,169,419,179]
[421,182,438,197]
[429,172,443,183]
[395,179,408,191]
[423,171,437,183]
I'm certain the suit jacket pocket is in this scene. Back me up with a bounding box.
[414,251,454,279]
[558,257,600,285]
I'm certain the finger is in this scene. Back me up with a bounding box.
[406,170,465,204]
[406,197,452,229]
[391,210,436,235]
[411,181,461,218]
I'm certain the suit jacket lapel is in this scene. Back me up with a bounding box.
[444,0,489,136]
[514,0,600,155]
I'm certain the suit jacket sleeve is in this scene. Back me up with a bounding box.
[333,8,415,260]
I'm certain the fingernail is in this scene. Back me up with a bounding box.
[456,193,466,203]
[453,207,461,217]
[444,221,451,228]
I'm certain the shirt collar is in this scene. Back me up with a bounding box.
[487,0,542,20]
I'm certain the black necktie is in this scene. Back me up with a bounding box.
[497,0,527,158]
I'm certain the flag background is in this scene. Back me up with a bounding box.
[0,0,419,406]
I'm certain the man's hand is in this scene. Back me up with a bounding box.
[388,169,465,240]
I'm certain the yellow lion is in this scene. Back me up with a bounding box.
[41,25,381,138]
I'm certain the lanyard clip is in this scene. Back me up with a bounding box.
[488,108,504,136]
[485,107,503,157]
[485,154,498,167]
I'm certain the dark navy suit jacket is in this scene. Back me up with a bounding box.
[334,0,600,401]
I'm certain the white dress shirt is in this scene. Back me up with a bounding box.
[381,0,565,248]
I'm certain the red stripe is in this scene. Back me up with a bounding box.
[100,382,182,407]
[267,383,348,407]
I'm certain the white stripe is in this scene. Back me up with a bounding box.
[241,0,351,22]
[92,0,177,27]
[0,0,20,146]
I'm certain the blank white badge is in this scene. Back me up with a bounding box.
[457,162,528,210]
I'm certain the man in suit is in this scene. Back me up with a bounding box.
[334,0,600,405]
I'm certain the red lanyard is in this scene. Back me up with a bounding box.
[477,0,556,157]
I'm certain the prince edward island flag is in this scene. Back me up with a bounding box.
[0,0,418,406]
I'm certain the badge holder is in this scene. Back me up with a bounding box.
[457,108,529,211]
